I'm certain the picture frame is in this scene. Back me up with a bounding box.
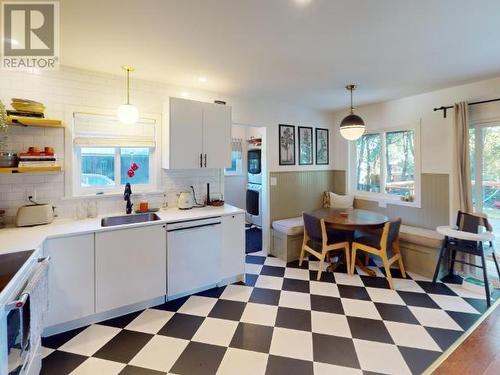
[298,126,313,165]
[279,124,296,165]
[315,128,329,165]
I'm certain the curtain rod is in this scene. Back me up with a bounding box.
[433,97,500,118]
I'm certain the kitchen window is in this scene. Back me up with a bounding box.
[72,113,157,196]
[350,126,420,206]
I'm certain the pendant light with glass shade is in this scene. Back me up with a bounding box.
[117,65,139,124]
[339,84,365,140]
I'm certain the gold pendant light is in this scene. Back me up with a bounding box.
[117,65,139,124]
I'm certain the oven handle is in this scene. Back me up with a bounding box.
[5,255,50,311]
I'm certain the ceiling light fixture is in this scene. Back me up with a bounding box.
[117,65,139,125]
[198,76,207,83]
[294,0,313,6]
[339,84,365,141]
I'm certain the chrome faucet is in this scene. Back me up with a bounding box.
[124,183,133,214]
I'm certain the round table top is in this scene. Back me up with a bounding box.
[309,208,389,230]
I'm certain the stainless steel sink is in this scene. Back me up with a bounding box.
[101,213,161,227]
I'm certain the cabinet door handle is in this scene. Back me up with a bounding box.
[200,153,203,168]
[204,154,207,168]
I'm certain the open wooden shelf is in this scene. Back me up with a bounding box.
[0,166,62,174]
[7,115,64,128]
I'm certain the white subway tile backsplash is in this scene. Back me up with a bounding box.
[0,67,223,223]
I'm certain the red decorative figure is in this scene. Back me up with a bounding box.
[127,169,135,178]
[131,162,139,171]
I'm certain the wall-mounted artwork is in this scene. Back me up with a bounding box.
[279,124,296,165]
[298,126,313,165]
[315,128,329,165]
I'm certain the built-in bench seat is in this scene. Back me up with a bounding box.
[398,224,444,278]
[271,217,445,277]
[270,216,304,262]
[399,225,443,248]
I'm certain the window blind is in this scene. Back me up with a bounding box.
[73,112,156,147]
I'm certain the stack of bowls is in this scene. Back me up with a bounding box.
[11,98,45,116]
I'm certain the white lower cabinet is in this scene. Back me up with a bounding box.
[44,233,95,327]
[221,213,245,282]
[95,224,167,313]
[167,217,222,297]
[43,212,244,331]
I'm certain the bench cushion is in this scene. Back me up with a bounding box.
[399,225,443,248]
[272,217,304,236]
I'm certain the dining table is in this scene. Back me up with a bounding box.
[308,208,389,276]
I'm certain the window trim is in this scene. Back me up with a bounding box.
[66,107,161,198]
[348,123,421,208]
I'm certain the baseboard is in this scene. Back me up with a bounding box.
[42,296,166,337]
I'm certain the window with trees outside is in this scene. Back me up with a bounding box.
[354,129,417,203]
[469,123,499,251]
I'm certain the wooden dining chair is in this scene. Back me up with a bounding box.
[299,212,351,280]
[350,218,405,289]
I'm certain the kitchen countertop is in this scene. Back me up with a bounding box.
[0,204,245,255]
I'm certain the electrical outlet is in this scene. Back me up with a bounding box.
[26,190,36,202]
[270,177,277,186]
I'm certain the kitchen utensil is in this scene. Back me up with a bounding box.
[139,200,149,212]
[15,204,54,227]
[177,191,194,210]
[0,152,18,167]
[209,200,225,207]
[87,201,98,218]
[75,201,87,219]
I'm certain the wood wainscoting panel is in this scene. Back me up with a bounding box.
[355,173,449,230]
[270,170,345,222]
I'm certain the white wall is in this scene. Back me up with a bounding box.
[330,75,500,220]
[0,67,332,222]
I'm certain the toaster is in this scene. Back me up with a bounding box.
[15,204,54,227]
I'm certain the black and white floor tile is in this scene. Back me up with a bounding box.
[41,251,494,375]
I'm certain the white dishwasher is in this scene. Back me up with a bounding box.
[167,216,222,298]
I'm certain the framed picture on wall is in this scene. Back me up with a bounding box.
[279,124,296,165]
[298,126,313,165]
[315,128,329,165]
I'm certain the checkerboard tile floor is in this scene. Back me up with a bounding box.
[41,251,495,375]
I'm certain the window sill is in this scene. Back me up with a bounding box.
[353,192,421,209]
[62,190,165,201]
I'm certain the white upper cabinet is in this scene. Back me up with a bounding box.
[202,102,231,169]
[163,97,231,169]
[166,97,204,169]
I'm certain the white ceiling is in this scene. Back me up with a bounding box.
[60,0,500,110]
